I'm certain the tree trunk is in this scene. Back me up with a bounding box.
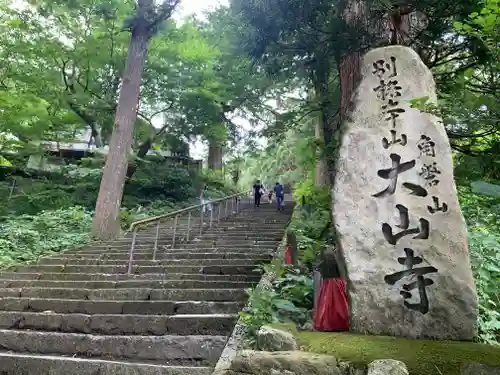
[312,64,332,187]
[91,20,150,240]
[334,0,366,184]
[314,113,329,187]
[312,56,336,185]
[208,141,223,170]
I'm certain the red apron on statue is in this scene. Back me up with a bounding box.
[314,278,349,331]
[284,246,292,265]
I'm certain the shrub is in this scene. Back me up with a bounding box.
[460,186,500,345]
[0,206,92,268]
[239,260,313,348]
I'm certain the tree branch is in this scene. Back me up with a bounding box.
[147,0,181,33]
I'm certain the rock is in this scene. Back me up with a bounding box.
[300,321,313,331]
[338,361,365,375]
[257,326,298,351]
[332,45,478,340]
[461,363,500,375]
[213,350,340,375]
[368,359,408,375]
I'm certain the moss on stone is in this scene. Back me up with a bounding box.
[271,324,500,375]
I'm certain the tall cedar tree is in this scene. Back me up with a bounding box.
[92,0,180,240]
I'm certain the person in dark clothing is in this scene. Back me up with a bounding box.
[274,182,285,211]
[253,180,264,207]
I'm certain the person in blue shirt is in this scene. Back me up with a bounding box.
[274,182,285,212]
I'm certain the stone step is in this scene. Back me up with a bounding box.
[14,264,262,275]
[48,252,273,261]
[121,224,278,235]
[37,258,270,267]
[79,239,280,248]
[0,329,226,363]
[0,288,248,301]
[166,243,278,251]
[71,247,275,255]
[0,272,262,282]
[0,352,213,375]
[123,221,288,234]
[0,311,237,336]
[4,279,254,290]
[0,297,243,315]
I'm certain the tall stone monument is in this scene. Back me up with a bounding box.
[332,46,478,340]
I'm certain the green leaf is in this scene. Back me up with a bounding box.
[272,299,300,312]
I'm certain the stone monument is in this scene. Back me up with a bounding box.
[332,45,478,340]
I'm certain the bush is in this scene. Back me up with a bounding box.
[0,206,92,268]
[0,162,239,268]
[239,260,314,348]
[1,164,238,219]
[459,186,500,345]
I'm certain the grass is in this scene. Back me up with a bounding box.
[271,324,500,375]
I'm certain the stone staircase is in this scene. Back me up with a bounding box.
[0,202,292,374]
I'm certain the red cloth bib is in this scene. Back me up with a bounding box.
[314,278,349,331]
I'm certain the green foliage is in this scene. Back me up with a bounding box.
[239,260,314,348]
[238,109,318,189]
[239,186,329,345]
[290,184,332,269]
[0,206,92,268]
[0,164,237,268]
[460,186,500,345]
[1,163,237,218]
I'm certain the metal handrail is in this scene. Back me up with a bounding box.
[126,190,252,275]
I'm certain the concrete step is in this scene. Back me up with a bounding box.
[0,297,243,315]
[4,279,254,289]
[128,230,285,238]
[0,272,262,282]
[0,288,248,301]
[167,243,278,251]
[79,239,280,248]
[14,264,262,275]
[47,252,273,261]
[0,352,213,375]
[37,258,270,267]
[0,329,226,363]
[0,202,293,374]
[71,247,275,255]
[0,311,237,336]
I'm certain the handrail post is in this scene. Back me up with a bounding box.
[225,200,228,219]
[209,205,213,228]
[172,215,178,249]
[217,203,221,224]
[186,210,192,242]
[127,192,251,236]
[127,227,138,275]
[200,206,204,235]
[152,220,160,261]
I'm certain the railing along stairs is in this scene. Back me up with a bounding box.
[126,191,252,275]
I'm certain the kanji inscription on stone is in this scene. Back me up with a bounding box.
[332,45,478,341]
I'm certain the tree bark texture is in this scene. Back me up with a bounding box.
[91,21,150,240]
[313,56,338,186]
[208,141,223,171]
[314,116,329,187]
